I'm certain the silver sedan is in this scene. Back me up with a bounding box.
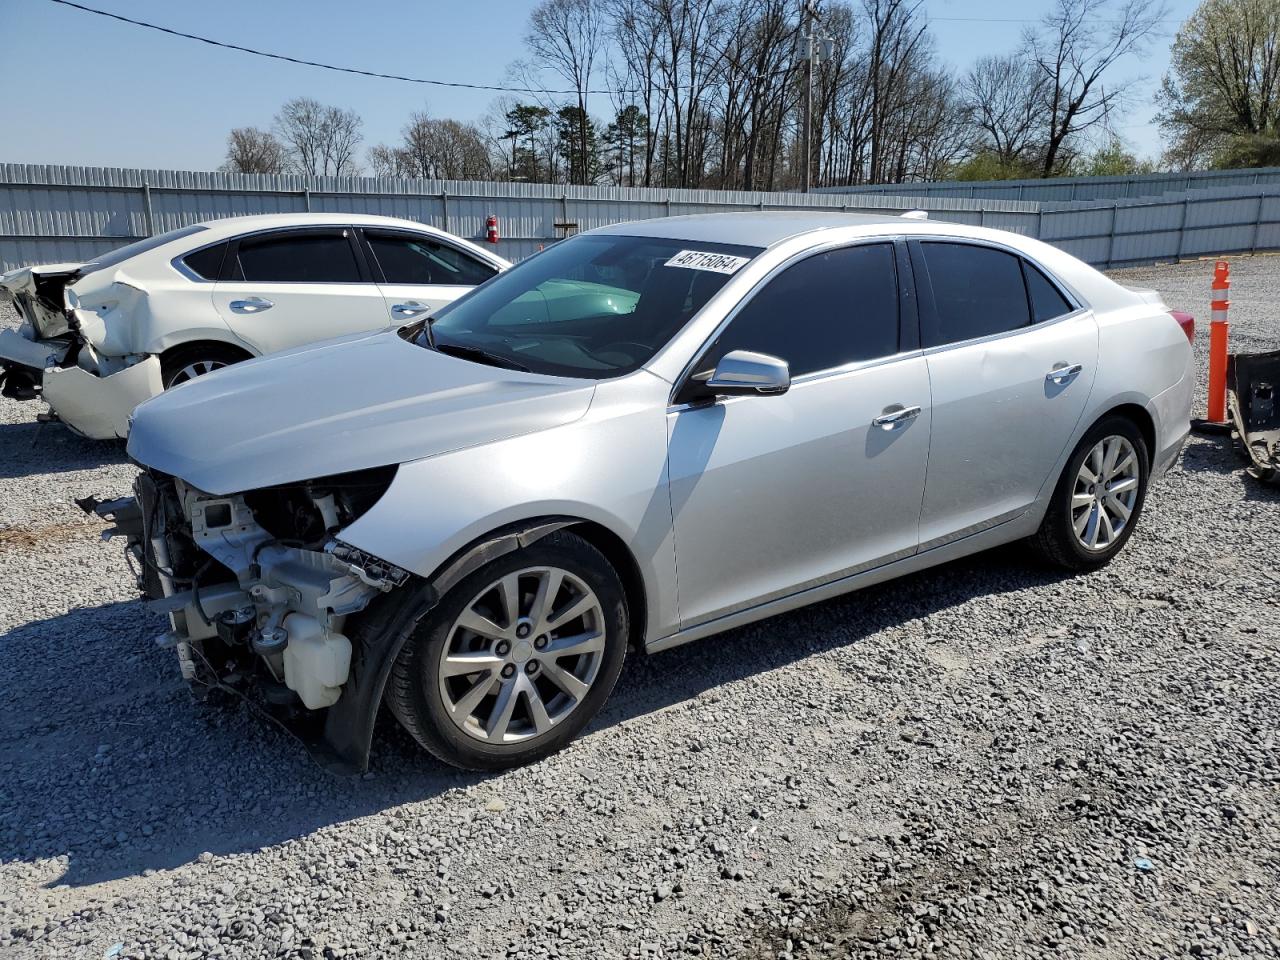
[111,212,1195,771]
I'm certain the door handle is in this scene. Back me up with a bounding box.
[392,301,428,317]
[872,404,922,429]
[1045,362,1083,384]
[229,297,273,314]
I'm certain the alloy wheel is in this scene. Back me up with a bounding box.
[1071,435,1140,551]
[438,566,606,744]
[169,359,228,386]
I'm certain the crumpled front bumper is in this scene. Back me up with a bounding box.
[0,326,161,439]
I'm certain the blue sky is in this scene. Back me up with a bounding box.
[2,0,1201,172]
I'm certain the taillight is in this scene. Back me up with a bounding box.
[1171,310,1195,343]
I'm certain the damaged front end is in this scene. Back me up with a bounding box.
[91,464,419,772]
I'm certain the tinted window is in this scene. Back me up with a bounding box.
[1023,261,1074,322]
[232,231,362,283]
[699,244,899,377]
[919,243,1030,346]
[181,242,228,280]
[366,231,497,286]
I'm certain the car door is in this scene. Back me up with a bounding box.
[910,239,1099,549]
[211,227,388,354]
[666,241,932,629]
[360,229,501,326]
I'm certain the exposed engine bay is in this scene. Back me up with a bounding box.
[89,465,412,767]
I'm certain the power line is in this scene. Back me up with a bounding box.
[43,0,615,96]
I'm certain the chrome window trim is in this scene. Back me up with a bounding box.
[359,227,502,283]
[909,234,1090,355]
[919,305,1092,358]
[171,224,364,285]
[666,347,926,413]
[911,233,1084,310]
[667,235,907,405]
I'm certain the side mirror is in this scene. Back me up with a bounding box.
[703,349,791,397]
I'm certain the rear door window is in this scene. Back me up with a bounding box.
[918,242,1030,347]
[364,230,497,286]
[699,243,900,377]
[230,230,363,283]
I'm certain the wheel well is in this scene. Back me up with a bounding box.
[159,340,255,368]
[428,516,649,651]
[562,520,649,650]
[1101,403,1156,459]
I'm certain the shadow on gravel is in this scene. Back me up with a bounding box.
[0,543,1070,890]
[1178,432,1280,502]
[0,421,127,479]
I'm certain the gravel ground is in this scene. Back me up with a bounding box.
[0,256,1277,960]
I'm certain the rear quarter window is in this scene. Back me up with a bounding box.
[180,242,229,281]
[1023,261,1076,322]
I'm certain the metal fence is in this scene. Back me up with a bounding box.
[2,162,1279,272]
[813,166,1280,203]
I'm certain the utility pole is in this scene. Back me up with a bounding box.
[801,3,814,193]
[799,1,828,193]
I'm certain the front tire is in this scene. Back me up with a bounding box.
[1030,415,1150,571]
[386,531,629,770]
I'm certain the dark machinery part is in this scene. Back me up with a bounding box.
[1227,350,1280,485]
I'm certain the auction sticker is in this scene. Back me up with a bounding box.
[664,250,750,274]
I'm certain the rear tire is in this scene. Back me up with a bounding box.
[386,531,629,770]
[1029,415,1150,571]
[160,344,250,388]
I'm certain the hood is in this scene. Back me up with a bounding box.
[0,263,83,338]
[127,331,596,494]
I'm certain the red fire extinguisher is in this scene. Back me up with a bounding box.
[486,214,499,244]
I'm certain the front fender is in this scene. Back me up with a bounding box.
[338,385,678,645]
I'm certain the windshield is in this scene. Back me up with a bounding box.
[422,233,763,378]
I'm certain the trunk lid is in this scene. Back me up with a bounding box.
[0,263,82,338]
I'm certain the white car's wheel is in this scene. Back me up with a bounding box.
[160,345,250,389]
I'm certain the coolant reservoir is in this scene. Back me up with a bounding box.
[281,613,352,710]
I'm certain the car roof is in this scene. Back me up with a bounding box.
[591,211,930,248]
[192,212,447,241]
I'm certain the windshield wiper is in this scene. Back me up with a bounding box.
[434,342,530,372]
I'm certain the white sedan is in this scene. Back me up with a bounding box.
[0,213,509,438]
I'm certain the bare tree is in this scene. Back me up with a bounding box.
[368,143,412,178]
[273,97,364,177]
[1028,0,1168,177]
[527,0,605,184]
[370,113,494,180]
[1157,0,1280,167]
[962,54,1049,171]
[863,0,930,183]
[222,127,285,174]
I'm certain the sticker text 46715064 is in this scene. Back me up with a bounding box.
[664,250,751,274]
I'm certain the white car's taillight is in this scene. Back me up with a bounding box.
[1171,310,1195,344]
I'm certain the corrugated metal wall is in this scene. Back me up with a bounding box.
[1,162,1277,271]
[813,166,1280,202]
